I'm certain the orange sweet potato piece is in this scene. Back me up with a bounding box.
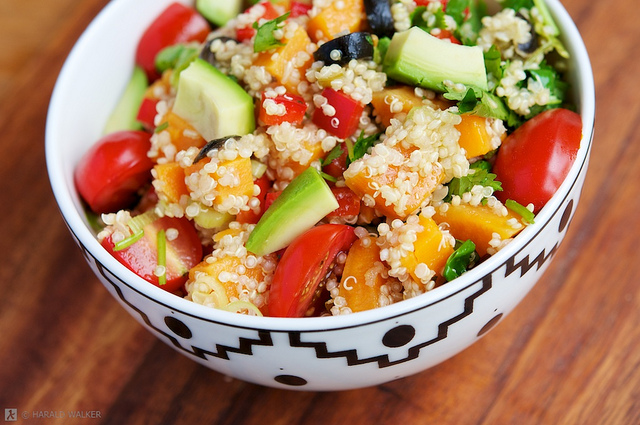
[400,215,454,281]
[307,0,365,42]
[345,146,445,220]
[253,26,314,94]
[158,110,207,154]
[153,162,189,204]
[185,156,255,208]
[432,203,526,256]
[371,86,425,127]
[337,237,389,312]
[455,114,497,159]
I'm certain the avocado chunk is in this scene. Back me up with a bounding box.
[196,0,242,27]
[172,58,255,141]
[383,27,488,92]
[246,167,339,257]
[103,65,147,134]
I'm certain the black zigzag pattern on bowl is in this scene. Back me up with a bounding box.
[288,274,493,368]
[505,243,559,278]
[95,261,275,360]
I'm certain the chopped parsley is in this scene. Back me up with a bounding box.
[444,161,502,202]
[253,12,290,53]
[443,239,478,281]
[348,131,382,166]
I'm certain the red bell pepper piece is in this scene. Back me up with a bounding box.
[258,91,307,126]
[312,88,364,139]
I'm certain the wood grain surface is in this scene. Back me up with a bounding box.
[0,0,638,424]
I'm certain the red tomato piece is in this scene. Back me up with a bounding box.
[493,108,582,213]
[136,97,159,131]
[431,28,461,44]
[75,130,154,214]
[312,88,365,139]
[263,190,282,212]
[322,143,349,180]
[290,1,312,17]
[258,92,307,126]
[236,175,272,224]
[135,2,210,81]
[235,1,281,42]
[102,216,203,292]
[268,224,357,317]
[327,187,361,217]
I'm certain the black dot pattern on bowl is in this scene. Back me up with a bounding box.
[274,374,308,386]
[477,313,503,337]
[382,325,416,348]
[164,316,193,339]
[558,199,574,233]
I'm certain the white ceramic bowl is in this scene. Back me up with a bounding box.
[46,0,595,390]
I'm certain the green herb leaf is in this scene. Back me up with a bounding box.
[505,199,535,224]
[347,131,381,166]
[443,239,478,281]
[444,166,502,202]
[374,37,391,64]
[445,0,471,27]
[500,0,534,11]
[253,12,290,53]
[321,143,344,167]
[154,121,169,133]
[155,43,199,86]
[484,45,503,80]
[445,86,523,128]
[320,171,338,182]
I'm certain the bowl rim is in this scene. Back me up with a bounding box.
[45,0,595,332]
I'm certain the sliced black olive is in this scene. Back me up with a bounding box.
[194,136,240,163]
[313,32,375,66]
[199,36,238,66]
[364,0,395,38]
[516,14,539,53]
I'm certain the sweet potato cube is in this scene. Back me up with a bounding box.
[400,215,454,281]
[307,0,365,42]
[371,86,425,127]
[432,203,526,256]
[160,110,207,153]
[153,162,189,204]
[337,237,388,313]
[345,146,445,220]
[185,156,255,208]
[455,114,496,159]
[253,26,314,94]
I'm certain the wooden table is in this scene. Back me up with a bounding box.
[1,1,638,424]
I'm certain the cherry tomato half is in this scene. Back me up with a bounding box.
[268,224,357,317]
[135,2,210,81]
[102,216,203,292]
[75,130,154,214]
[493,108,582,212]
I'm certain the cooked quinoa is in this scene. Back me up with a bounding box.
[89,0,574,317]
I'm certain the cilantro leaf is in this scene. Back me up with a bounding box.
[321,143,344,167]
[445,86,522,128]
[484,45,503,80]
[500,0,534,11]
[253,12,290,53]
[444,165,503,202]
[347,131,381,166]
[443,239,478,281]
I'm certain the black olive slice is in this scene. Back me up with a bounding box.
[313,32,375,66]
[199,36,238,66]
[364,0,395,38]
[194,136,240,163]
